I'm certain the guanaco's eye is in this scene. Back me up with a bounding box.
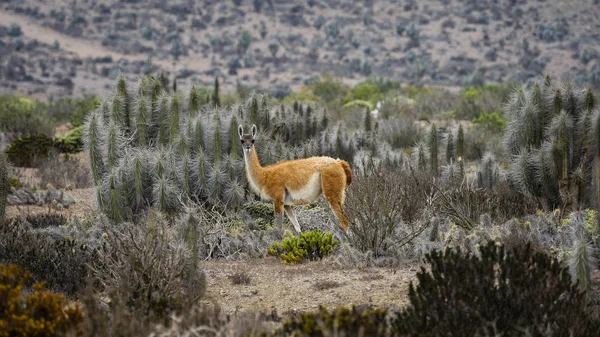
[251,139,255,144]
[240,139,244,144]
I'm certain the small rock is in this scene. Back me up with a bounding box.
[61,195,75,208]
[15,188,35,204]
[45,189,63,204]
[33,190,46,206]
[7,194,26,205]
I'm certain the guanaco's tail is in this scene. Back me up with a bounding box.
[339,160,352,186]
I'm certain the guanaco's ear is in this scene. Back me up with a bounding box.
[251,124,257,138]
[238,125,244,138]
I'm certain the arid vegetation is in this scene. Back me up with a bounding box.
[1,70,600,335]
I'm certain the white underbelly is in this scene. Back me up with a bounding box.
[285,173,322,206]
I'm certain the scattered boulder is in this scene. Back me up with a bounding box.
[6,188,74,208]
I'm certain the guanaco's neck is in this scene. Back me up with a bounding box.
[243,146,265,185]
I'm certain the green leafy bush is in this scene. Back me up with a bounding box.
[269,231,338,264]
[54,125,84,153]
[4,134,53,167]
[472,110,505,133]
[393,241,600,336]
[0,95,55,136]
[273,305,390,337]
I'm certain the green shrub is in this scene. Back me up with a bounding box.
[472,110,505,133]
[5,134,53,167]
[0,264,84,337]
[269,230,338,264]
[273,305,390,337]
[0,95,55,136]
[393,241,600,336]
[54,125,84,153]
[48,95,100,127]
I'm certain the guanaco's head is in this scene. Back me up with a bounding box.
[238,124,257,154]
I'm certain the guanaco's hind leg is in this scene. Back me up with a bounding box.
[284,205,302,233]
[274,199,285,226]
[321,171,349,232]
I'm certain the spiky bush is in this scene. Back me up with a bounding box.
[504,76,596,210]
[476,152,501,189]
[84,76,282,221]
[568,212,597,294]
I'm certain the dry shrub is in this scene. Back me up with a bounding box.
[92,222,206,324]
[313,280,342,291]
[434,181,537,229]
[35,152,91,189]
[0,217,95,294]
[345,163,431,257]
[228,271,252,285]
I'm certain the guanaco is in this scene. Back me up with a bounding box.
[238,124,352,232]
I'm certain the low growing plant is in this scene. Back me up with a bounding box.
[273,305,390,337]
[269,230,338,265]
[0,264,84,337]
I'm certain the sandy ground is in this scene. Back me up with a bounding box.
[201,257,414,317]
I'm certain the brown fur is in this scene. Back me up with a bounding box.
[340,160,352,186]
[239,125,352,232]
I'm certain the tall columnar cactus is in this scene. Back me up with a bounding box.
[136,92,149,146]
[412,141,429,171]
[476,152,500,189]
[117,74,131,134]
[446,131,455,164]
[504,76,596,210]
[0,153,8,221]
[212,77,221,108]
[568,213,595,294]
[429,124,438,176]
[189,85,200,117]
[158,94,169,146]
[228,116,239,156]
[249,94,259,125]
[170,94,181,144]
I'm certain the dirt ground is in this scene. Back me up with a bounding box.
[201,257,414,317]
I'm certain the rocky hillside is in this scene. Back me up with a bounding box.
[1,0,599,98]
